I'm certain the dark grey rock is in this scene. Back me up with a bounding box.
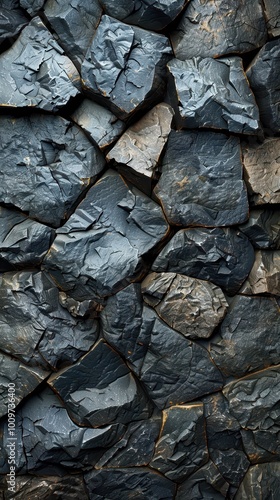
[235,463,280,500]
[81,15,172,119]
[239,208,280,249]
[239,250,280,295]
[0,6,28,46]
[5,475,89,499]
[167,57,260,134]
[0,411,26,474]
[210,296,280,378]
[176,461,230,500]
[0,114,105,226]
[154,131,249,227]
[263,0,280,37]
[20,0,45,16]
[241,428,280,464]
[152,228,254,296]
[43,169,169,302]
[171,0,267,59]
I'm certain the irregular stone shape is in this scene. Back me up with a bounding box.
[235,463,280,500]
[20,0,45,15]
[0,411,26,474]
[210,295,280,378]
[71,99,126,150]
[49,340,153,427]
[0,17,80,111]
[240,250,280,295]
[150,404,208,482]
[44,0,102,68]
[0,271,98,369]
[152,228,254,296]
[170,0,267,59]
[43,170,169,302]
[263,0,280,37]
[242,137,280,205]
[239,208,280,249]
[0,114,105,227]
[167,57,260,134]
[107,103,173,195]
[7,475,89,499]
[176,461,230,499]
[100,0,187,31]
[84,467,176,499]
[142,272,228,339]
[247,39,280,133]
[0,207,54,271]
[241,428,280,464]
[154,131,249,227]
[81,15,172,119]
[0,6,28,46]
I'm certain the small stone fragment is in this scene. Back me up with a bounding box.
[235,463,280,500]
[239,208,280,249]
[0,6,28,47]
[176,461,230,499]
[263,0,280,37]
[239,250,280,295]
[7,475,89,500]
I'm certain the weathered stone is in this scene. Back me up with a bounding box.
[154,131,249,227]
[20,0,45,16]
[241,428,280,464]
[142,272,228,340]
[243,137,280,205]
[71,99,126,150]
[81,15,172,119]
[107,103,174,195]
[167,57,260,134]
[0,412,25,474]
[176,461,230,499]
[239,250,280,295]
[43,170,169,302]
[5,475,89,499]
[239,208,280,249]
[210,296,280,378]
[263,0,280,37]
[152,228,254,296]
[247,39,280,133]
[150,404,208,482]
[0,6,28,47]
[170,0,267,59]
[58,292,98,318]
[235,463,280,500]
[210,449,249,490]
[44,0,102,68]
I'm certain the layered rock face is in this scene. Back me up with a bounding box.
[0,1,279,499]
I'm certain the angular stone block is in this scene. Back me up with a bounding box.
[235,463,280,500]
[152,228,254,296]
[107,103,174,195]
[263,0,280,37]
[142,272,228,339]
[171,0,267,59]
[176,461,230,499]
[154,131,249,227]
[239,250,280,295]
[239,208,280,249]
[81,15,172,119]
[0,6,28,46]
[241,428,280,464]
[167,57,260,134]
[20,0,45,15]
[7,475,89,500]
[43,170,169,302]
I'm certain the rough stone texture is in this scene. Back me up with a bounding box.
[235,463,280,500]
[176,461,230,499]
[43,169,169,302]
[44,0,102,68]
[242,137,280,205]
[0,6,28,47]
[210,295,280,378]
[150,404,208,482]
[247,39,280,133]
[0,17,81,111]
[0,271,99,369]
[263,0,280,37]
[71,98,126,150]
[170,0,267,59]
[142,272,228,339]
[154,130,249,227]
[152,228,254,296]
[0,207,54,271]
[239,208,280,249]
[4,475,89,499]
[241,428,280,464]
[107,103,174,195]
[167,57,260,134]
[20,0,45,16]
[81,15,172,119]
[239,250,280,295]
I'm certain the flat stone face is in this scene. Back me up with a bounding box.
[150,404,208,482]
[20,0,45,16]
[9,475,89,500]
[243,138,280,205]
[210,296,280,378]
[0,6,28,46]
[176,461,230,500]
[247,39,280,133]
[107,103,174,195]
[239,208,280,249]
[240,250,280,295]
[43,170,169,302]
[170,0,267,59]
[154,130,249,227]
[263,0,280,36]
[81,15,172,119]
[167,57,260,134]
[152,228,254,296]
[141,272,228,339]
[235,463,280,500]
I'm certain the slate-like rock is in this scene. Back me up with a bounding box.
[241,428,280,464]
[167,57,260,134]
[43,169,169,302]
[141,272,228,339]
[210,295,280,378]
[152,228,254,296]
[154,130,249,227]
[107,103,174,195]
[0,6,28,47]
[239,208,280,249]
[6,475,89,500]
[170,0,267,59]
[239,250,280,295]
[176,461,230,500]
[84,467,176,500]
[242,137,280,205]
[150,404,208,482]
[20,0,45,16]
[0,271,98,369]
[235,463,280,500]
[81,15,172,119]
[0,17,80,111]
[263,0,280,37]
[44,0,102,68]
[0,114,105,226]
[247,39,280,133]
[71,99,126,150]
